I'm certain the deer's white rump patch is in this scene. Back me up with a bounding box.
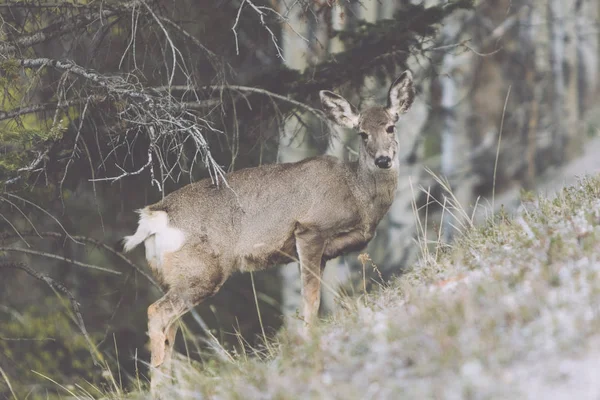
[123,208,185,269]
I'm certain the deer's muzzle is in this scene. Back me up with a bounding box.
[375,156,392,169]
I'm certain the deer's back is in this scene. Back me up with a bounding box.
[148,156,362,271]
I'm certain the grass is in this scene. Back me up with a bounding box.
[31,175,600,399]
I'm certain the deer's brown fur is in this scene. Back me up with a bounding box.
[122,71,415,393]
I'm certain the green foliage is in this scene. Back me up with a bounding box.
[0,126,61,147]
[0,298,100,398]
[0,58,73,180]
[0,126,56,181]
[0,59,20,80]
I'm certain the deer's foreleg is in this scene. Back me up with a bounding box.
[295,229,325,326]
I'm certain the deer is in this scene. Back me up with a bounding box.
[122,71,415,392]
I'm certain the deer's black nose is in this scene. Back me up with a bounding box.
[375,156,392,169]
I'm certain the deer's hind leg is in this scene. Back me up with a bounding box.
[147,292,187,370]
[162,323,179,372]
[147,246,228,396]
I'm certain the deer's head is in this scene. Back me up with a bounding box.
[320,71,415,170]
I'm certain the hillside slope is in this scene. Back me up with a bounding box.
[141,176,600,400]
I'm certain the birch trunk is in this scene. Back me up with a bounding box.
[575,0,598,117]
[548,0,567,164]
[320,0,354,314]
[279,0,334,323]
[322,0,396,311]
[278,1,313,323]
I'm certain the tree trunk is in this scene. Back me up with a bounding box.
[278,1,314,324]
[575,0,598,117]
[278,0,333,324]
[548,0,567,164]
[321,0,354,315]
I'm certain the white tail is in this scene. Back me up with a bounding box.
[122,209,163,252]
[123,208,185,271]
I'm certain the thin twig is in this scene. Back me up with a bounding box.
[4,193,80,244]
[231,0,285,59]
[0,365,17,400]
[140,0,178,88]
[0,0,139,54]
[0,230,160,289]
[0,96,103,122]
[0,247,121,275]
[154,84,328,123]
[492,85,512,213]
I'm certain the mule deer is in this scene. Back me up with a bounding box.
[122,71,414,390]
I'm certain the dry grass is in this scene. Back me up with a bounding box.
[51,176,600,399]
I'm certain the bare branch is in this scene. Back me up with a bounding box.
[232,0,246,56]
[0,247,121,275]
[18,58,151,102]
[90,148,153,183]
[0,364,17,400]
[14,57,225,188]
[0,96,104,122]
[60,98,91,204]
[0,212,29,247]
[0,230,160,290]
[16,150,49,173]
[140,0,178,88]
[0,337,55,342]
[232,0,285,60]
[64,234,160,290]
[0,0,141,54]
[154,84,329,124]
[4,193,80,244]
[158,15,221,64]
[0,197,42,242]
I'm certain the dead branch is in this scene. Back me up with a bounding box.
[157,15,226,71]
[3,193,79,243]
[18,58,151,101]
[14,57,225,188]
[90,148,154,183]
[0,230,160,289]
[0,3,130,55]
[153,84,329,124]
[0,247,121,275]
[0,96,104,122]
[231,0,304,60]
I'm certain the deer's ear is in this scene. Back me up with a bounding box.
[387,70,415,121]
[320,90,360,129]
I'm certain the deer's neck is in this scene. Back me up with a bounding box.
[353,145,399,226]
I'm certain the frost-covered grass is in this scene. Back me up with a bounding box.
[117,176,600,399]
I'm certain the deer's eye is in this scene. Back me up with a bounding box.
[359,132,368,140]
[386,125,395,134]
